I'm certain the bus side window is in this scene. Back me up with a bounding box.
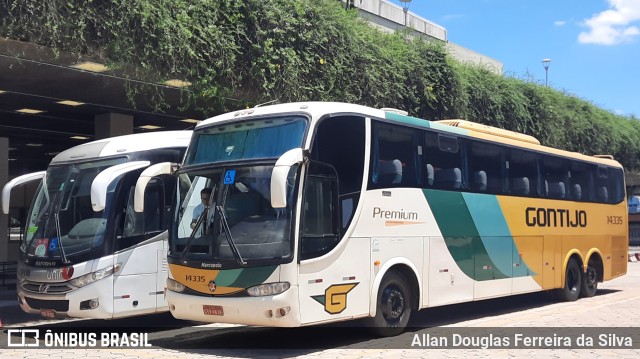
[434,167,462,189]
[597,186,608,203]
[473,170,487,192]
[595,166,615,203]
[424,132,465,190]
[593,166,604,202]
[377,159,403,185]
[508,149,539,197]
[543,156,569,199]
[369,122,420,189]
[568,162,593,201]
[300,162,339,261]
[609,167,625,204]
[511,177,530,195]
[426,163,434,186]
[311,115,365,233]
[118,178,166,250]
[122,187,143,239]
[143,180,164,233]
[469,141,505,194]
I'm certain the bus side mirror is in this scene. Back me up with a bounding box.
[1,171,46,214]
[91,161,151,212]
[271,148,305,209]
[134,162,178,212]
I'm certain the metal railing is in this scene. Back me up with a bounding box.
[355,0,447,41]
[0,261,17,288]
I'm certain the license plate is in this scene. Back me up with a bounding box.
[203,305,224,316]
[40,309,56,319]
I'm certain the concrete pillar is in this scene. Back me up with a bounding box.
[95,113,134,140]
[0,138,8,262]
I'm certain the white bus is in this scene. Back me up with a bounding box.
[136,102,627,336]
[1,131,191,319]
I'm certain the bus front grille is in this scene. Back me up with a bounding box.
[24,297,69,311]
[21,281,74,294]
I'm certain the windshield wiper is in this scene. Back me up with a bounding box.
[179,184,216,261]
[216,205,246,266]
[54,213,70,264]
[180,207,208,261]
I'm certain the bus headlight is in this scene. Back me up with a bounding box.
[166,278,185,293]
[246,282,290,297]
[69,264,121,288]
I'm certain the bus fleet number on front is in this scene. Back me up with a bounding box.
[185,275,205,283]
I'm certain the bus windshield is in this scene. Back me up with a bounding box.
[171,165,297,265]
[183,116,307,166]
[171,116,306,265]
[22,157,126,262]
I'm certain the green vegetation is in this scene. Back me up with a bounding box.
[1,0,639,169]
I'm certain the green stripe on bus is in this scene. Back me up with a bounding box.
[222,265,278,288]
[462,193,534,277]
[384,112,468,136]
[311,295,326,305]
[423,189,509,280]
[213,268,243,287]
[384,112,432,128]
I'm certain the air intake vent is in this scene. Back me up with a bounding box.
[381,108,408,116]
[437,119,540,145]
[593,155,614,159]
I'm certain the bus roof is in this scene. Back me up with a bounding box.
[196,102,622,169]
[51,130,192,164]
[195,102,385,129]
[380,111,622,168]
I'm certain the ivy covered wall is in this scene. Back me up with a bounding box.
[2,0,639,170]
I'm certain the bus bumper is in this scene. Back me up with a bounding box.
[17,276,115,319]
[166,285,301,327]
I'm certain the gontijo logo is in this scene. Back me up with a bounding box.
[525,207,587,228]
[311,283,359,314]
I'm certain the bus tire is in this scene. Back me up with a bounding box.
[556,258,582,302]
[367,271,412,337]
[580,260,598,298]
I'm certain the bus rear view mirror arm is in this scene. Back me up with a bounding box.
[91,161,151,212]
[134,162,179,212]
[271,148,307,209]
[1,171,46,214]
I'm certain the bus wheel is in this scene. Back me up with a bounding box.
[556,258,582,302]
[367,271,412,337]
[580,261,598,298]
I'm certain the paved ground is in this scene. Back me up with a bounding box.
[2,247,640,358]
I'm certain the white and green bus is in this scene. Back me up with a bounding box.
[136,102,627,335]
